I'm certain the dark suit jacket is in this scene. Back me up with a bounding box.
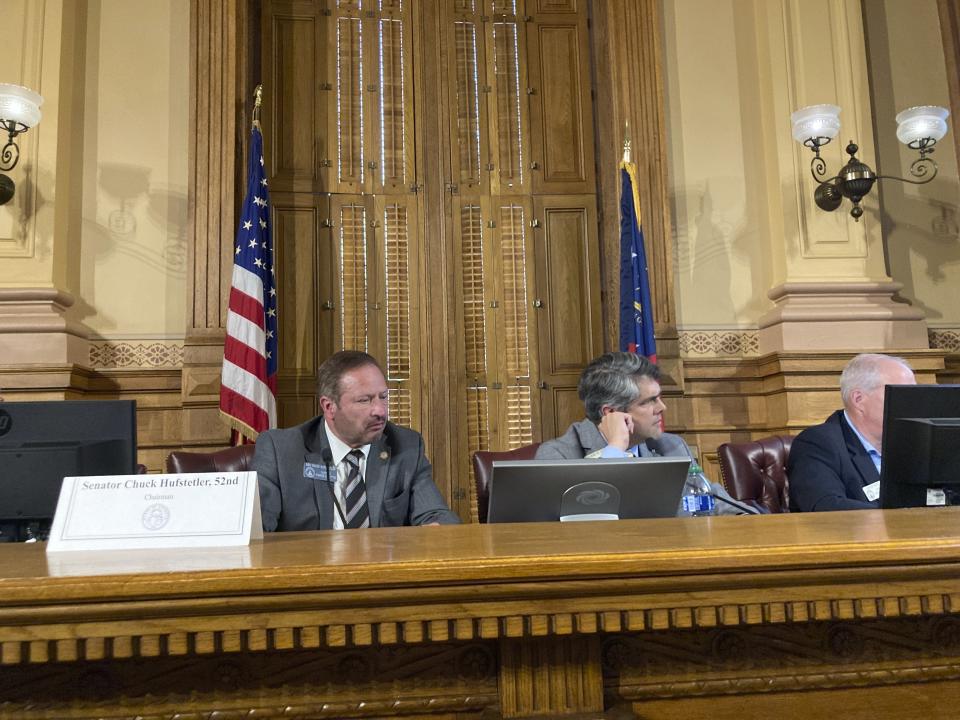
[787,410,879,512]
[253,415,460,531]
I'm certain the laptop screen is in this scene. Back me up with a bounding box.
[487,457,690,523]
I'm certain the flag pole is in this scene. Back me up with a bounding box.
[622,119,631,164]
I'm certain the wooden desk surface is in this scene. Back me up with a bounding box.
[4,510,960,719]
[2,507,960,605]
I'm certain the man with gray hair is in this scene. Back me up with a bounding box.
[536,351,747,515]
[788,353,916,512]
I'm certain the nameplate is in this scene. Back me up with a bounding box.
[46,472,263,553]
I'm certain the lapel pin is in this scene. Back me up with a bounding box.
[380,451,389,461]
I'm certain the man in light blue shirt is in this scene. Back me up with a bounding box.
[536,351,746,515]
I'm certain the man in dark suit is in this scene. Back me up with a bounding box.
[536,351,747,515]
[788,353,916,512]
[253,351,460,531]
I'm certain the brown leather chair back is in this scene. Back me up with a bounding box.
[165,445,256,474]
[717,435,794,513]
[472,443,541,523]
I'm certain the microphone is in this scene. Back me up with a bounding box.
[320,448,347,527]
[710,492,763,515]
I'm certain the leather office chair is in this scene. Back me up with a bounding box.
[472,443,541,523]
[165,445,256,474]
[716,435,794,514]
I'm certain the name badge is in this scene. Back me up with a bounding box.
[304,462,333,481]
[863,480,880,502]
[47,472,262,552]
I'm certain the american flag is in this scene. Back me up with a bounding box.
[220,124,278,437]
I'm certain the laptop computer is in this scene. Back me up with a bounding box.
[487,456,690,523]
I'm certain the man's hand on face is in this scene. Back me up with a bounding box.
[599,410,634,451]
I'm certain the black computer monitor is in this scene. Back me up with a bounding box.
[879,385,960,509]
[0,400,137,540]
[487,457,690,523]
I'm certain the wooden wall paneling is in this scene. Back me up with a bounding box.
[262,0,325,193]
[331,3,366,194]
[532,194,602,439]
[484,3,533,197]
[541,385,584,442]
[370,4,422,429]
[450,195,493,513]
[589,0,678,365]
[444,1,491,196]
[330,193,370,354]
[183,0,252,448]
[491,197,541,449]
[271,192,330,427]
[415,2,462,517]
[526,0,596,195]
[255,0,600,508]
[372,1,416,195]
[376,194,423,430]
[444,6,483,505]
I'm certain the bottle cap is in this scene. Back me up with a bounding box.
[689,461,703,474]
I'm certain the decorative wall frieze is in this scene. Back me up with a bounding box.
[679,326,960,359]
[930,327,960,352]
[88,340,185,368]
[678,329,760,357]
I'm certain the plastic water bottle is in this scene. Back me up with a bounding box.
[681,461,715,517]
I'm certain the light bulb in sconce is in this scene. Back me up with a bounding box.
[0,82,44,206]
[791,104,841,146]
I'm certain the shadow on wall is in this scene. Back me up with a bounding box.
[95,162,188,276]
[671,180,769,322]
[3,164,54,260]
[880,191,960,322]
[67,164,189,330]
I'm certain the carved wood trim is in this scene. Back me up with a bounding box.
[189,0,242,333]
[4,577,960,665]
[0,642,499,719]
[604,615,960,699]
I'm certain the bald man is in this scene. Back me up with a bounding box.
[787,353,916,512]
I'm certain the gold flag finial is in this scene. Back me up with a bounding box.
[622,119,632,164]
[252,84,263,130]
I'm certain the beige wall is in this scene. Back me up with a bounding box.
[79,0,189,339]
[0,0,189,351]
[663,0,960,348]
[865,0,960,331]
[663,0,773,329]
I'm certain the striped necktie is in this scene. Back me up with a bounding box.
[343,449,370,529]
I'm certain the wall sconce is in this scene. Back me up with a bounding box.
[0,83,43,206]
[791,104,949,221]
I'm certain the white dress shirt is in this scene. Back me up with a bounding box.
[323,424,371,530]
